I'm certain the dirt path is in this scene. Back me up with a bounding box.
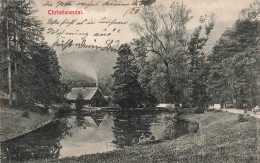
[221,108,260,119]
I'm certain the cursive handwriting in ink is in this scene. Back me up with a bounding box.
[53,39,73,51]
[77,1,100,9]
[56,0,74,8]
[59,18,77,27]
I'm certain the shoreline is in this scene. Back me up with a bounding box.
[1,107,259,162]
[0,106,55,142]
[53,111,259,163]
[0,106,170,142]
[1,117,54,142]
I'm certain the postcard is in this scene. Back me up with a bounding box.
[0,0,259,162]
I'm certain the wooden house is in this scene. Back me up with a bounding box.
[66,87,106,107]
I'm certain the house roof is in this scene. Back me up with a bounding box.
[66,87,100,101]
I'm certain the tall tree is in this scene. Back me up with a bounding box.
[131,3,192,103]
[132,38,158,106]
[131,2,214,107]
[0,0,12,106]
[0,0,63,107]
[185,14,214,112]
[112,44,143,109]
[29,43,63,106]
[208,0,260,109]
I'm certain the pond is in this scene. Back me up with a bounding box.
[1,110,188,162]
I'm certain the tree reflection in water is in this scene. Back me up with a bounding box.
[1,119,71,162]
[111,111,158,147]
[1,110,171,161]
[75,111,86,127]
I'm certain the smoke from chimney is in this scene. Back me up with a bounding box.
[67,59,98,84]
[96,77,98,87]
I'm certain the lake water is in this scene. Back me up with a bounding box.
[1,110,184,162]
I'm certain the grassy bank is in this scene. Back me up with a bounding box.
[43,111,259,163]
[0,106,54,142]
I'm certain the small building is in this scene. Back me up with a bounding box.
[65,87,106,107]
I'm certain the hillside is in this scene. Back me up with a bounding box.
[58,50,117,95]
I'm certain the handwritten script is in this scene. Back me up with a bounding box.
[41,0,155,51]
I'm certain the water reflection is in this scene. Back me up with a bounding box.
[1,110,169,162]
[1,119,71,162]
[112,111,165,147]
[59,113,116,158]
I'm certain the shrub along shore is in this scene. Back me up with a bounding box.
[37,111,259,163]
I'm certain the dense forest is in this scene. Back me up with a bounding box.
[208,5,260,109]
[1,0,259,111]
[112,1,260,110]
[0,0,63,107]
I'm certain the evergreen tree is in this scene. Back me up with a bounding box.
[112,44,143,109]
[132,38,158,106]
[208,1,260,109]
[30,43,63,106]
[185,15,214,112]
[0,0,63,107]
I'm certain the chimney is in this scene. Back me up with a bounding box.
[96,77,98,87]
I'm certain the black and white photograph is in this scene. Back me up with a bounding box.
[0,0,260,162]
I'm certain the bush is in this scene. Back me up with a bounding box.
[163,116,192,140]
[22,111,30,118]
[181,107,196,114]
[206,108,215,112]
[237,114,248,122]
[188,122,199,133]
[214,109,222,113]
[206,108,222,113]
[194,107,204,114]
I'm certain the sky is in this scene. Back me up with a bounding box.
[29,0,257,81]
[34,0,255,53]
